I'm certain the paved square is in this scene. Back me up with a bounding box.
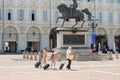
[0,54,120,80]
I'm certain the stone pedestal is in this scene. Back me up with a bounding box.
[55,27,91,56]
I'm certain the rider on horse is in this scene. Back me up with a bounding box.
[69,0,78,16]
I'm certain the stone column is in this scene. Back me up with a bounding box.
[0,33,3,53]
[108,28,115,50]
[18,34,27,53]
[108,34,114,50]
[40,33,49,50]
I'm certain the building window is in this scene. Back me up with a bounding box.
[8,9,13,20]
[118,0,120,3]
[18,9,24,20]
[98,0,102,2]
[9,0,13,3]
[87,0,94,2]
[78,0,83,1]
[43,10,48,21]
[107,0,113,3]
[108,13,113,23]
[54,11,59,21]
[30,10,36,21]
[98,12,102,23]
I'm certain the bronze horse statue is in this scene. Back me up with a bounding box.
[56,3,91,28]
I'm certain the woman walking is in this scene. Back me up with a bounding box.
[66,46,72,70]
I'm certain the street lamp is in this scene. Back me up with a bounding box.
[49,0,52,50]
[88,16,98,47]
[87,0,98,47]
[2,0,4,53]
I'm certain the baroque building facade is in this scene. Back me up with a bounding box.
[0,0,120,53]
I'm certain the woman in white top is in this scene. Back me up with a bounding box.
[66,46,72,70]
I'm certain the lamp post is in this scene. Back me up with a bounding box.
[49,0,51,30]
[2,0,4,53]
[49,0,52,50]
[87,0,98,47]
[89,16,98,46]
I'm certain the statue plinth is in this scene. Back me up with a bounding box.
[55,27,91,56]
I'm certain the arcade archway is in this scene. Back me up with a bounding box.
[27,27,40,51]
[114,28,120,51]
[96,28,108,52]
[3,27,17,52]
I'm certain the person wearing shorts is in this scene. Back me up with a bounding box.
[50,50,56,69]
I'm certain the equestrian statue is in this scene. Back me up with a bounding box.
[56,0,92,28]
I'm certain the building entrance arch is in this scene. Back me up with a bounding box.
[3,27,17,52]
[114,28,120,51]
[27,27,40,51]
[96,28,108,52]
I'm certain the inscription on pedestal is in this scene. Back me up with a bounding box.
[63,35,85,45]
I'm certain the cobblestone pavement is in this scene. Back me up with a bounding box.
[0,54,120,80]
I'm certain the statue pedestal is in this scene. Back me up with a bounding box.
[55,27,91,56]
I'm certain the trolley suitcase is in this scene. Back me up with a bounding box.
[59,63,64,70]
[43,64,50,70]
[35,61,41,68]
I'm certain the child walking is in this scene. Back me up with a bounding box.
[50,50,56,69]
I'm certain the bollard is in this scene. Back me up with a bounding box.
[115,51,119,59]
[26,52,29,59]
[38,52,42,61]
[108,51,113,60]
[74,52,79,61]
[34,52,37,61]
[23,51,26,58]
[30,52,33,60]
[57,52,61,61]
[92,52,96,60]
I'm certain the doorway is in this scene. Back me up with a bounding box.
[96,35,108,52]
[115,36,120,51]
[27,42,40,51]
[4,42,17,52]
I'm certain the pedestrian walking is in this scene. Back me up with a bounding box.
[66,46,73,70]
[50,50,56,69]
[40,47,47,67]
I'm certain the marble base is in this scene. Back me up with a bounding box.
[56,27,91,55]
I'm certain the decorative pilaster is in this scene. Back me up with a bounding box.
[17,33,27,53]
[0,33,3,53]
[108,28,115,50]
[40,33,50,50]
